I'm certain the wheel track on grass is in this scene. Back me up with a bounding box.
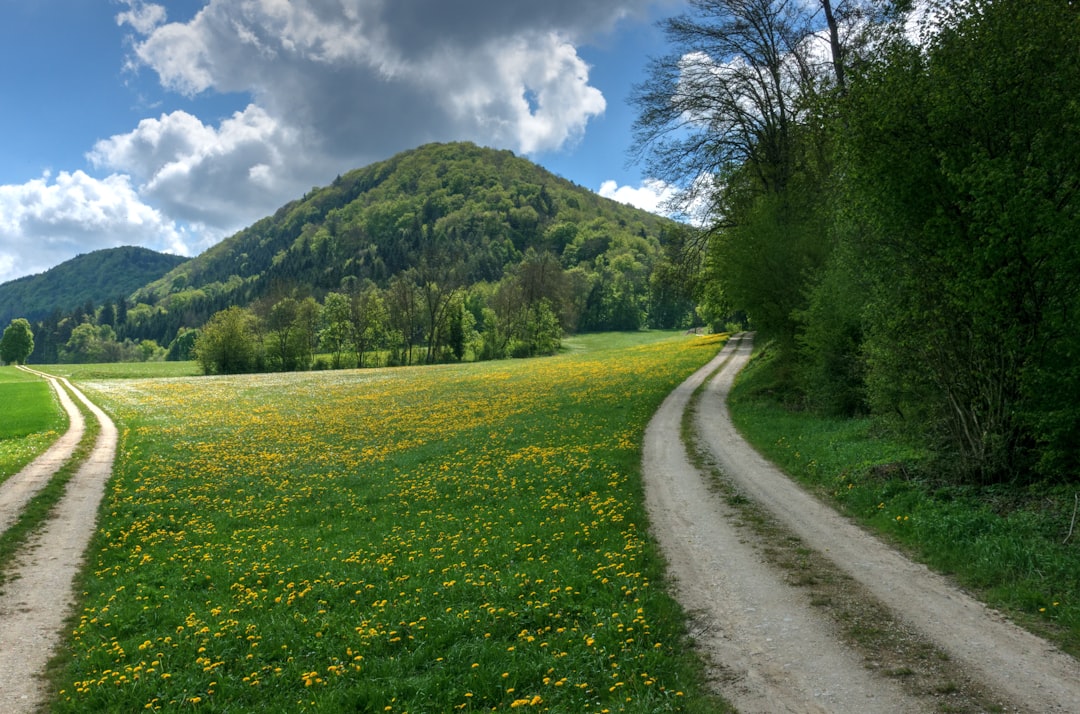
[0,367,118,713]
[643,333,1080,712]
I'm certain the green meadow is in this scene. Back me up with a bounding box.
[50,332,731,713]
[0,367,65,485]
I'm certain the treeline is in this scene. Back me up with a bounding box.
[196,249,602,373]
[636,0,1079,484]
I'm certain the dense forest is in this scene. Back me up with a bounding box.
[17,143,700,367]
[0,247,186,325]
[632,0,1078,484]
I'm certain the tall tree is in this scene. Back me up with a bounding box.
[840,0,1080,481]
[0,318,34,365]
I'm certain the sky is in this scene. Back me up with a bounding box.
[0,0,688,285]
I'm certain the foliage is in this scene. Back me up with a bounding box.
[193,307,264,375]
[0,246,186,326]
[837,0,1080,481]
[53,332,729,712]
[1,318,35,365]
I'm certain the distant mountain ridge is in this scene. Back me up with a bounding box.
[0,247,188,325]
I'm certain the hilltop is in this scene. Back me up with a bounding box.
[0,247,186,325]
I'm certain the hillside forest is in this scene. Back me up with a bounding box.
[2,0,1078,487]
[16,143,700,371]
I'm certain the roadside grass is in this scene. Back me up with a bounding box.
[0,367,66,486]
[727,345,1080,658]
[39,360,202,381]
[50,331,731,713]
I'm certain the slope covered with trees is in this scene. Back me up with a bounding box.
[25,142,699,367]
[0,247,187,325]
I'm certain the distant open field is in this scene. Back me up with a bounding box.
[0,367,65,485]
[51,331,729,712]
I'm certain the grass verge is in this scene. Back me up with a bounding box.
[0,367,66,485]
[49,331,730,713]
[726,344,1080,658]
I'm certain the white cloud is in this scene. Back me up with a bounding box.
[103,0,653,235]
[88,106,309,229]
[600,174,715,225]
[599,178,677,214]
[0,171,187,284]
[115,1,167,36]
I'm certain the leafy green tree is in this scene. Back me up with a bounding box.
[265,297,301,371]
[839,0,1080,481]
[350,283,388,368]
[0,318,34,365]
[320,292,352,368]
[194,306,263,375]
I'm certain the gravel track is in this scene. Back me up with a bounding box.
[0,370,118,714]
[643,334,1080,712]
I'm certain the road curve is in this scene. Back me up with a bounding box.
[0,369,118,713]
[0,368,86,535]
[642,334,920,713]
[692,335,1080,712]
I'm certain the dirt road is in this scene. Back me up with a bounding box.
[0,369,118,713]
[643,334,1080,712]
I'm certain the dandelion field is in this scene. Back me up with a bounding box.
[52,332,728,712]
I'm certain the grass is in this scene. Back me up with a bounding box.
[38,360,202,381]
[49,331,732,713]
[0,366,66,486]
[727,344,1080,658]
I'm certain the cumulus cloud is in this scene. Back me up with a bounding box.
[100,0,659,237]
[599,178,678,214]
[89,106,308,228]
[0,171,188,283]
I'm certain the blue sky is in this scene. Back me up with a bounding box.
[0,0,685,284]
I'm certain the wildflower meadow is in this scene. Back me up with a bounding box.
[52,332,728,712]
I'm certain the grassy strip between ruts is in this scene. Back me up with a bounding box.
[726,344,1080,659]
[681,356,1004,713]
[0,367,67,485]
[0,377,99,590]
[48,331,732,713]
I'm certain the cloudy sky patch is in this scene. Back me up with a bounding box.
[0,0,683,284]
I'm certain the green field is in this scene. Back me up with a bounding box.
[52,332,730,712]
[0,367,65,484]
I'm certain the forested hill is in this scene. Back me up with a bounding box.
[23,142,697,363]
[0,247,187,325]
[131,142,681,330]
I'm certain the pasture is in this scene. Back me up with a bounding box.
[51,332,727,712]
[0,367,65,485]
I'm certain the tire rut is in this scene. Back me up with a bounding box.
[644,334,1080,713]
[0,370,118,713]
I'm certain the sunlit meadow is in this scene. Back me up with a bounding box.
[53,332,727,712]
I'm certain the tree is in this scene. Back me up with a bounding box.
[321,292,352,369]
[838,0,1080,481]
[194,307,263,375]
[0,318,34,365]
[631,0,889,351]
[349,283,388,368]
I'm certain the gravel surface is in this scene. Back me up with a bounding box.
[643,334,1080,713]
